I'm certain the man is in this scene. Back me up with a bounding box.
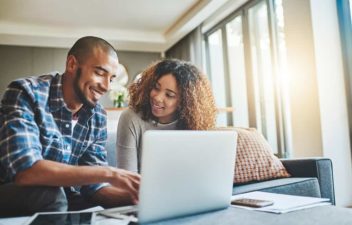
[0,36,140,217]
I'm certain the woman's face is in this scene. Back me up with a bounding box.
[150,73,180,123]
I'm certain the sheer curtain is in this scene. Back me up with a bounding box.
[165,26,203,68]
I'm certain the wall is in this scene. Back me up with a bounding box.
[283,0,352,206]
[0,46,67,98]
[0,45,161,107]
[310,0,352,207]
[283,0,323,158]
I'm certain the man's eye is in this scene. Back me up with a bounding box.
[95,71,104,76]
[110,75,117,83]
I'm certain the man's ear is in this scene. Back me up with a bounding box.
[66,55,78,74]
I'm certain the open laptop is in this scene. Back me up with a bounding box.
[101,130,237,224]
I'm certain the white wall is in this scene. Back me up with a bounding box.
[283,0,352,206]
[283,0,323,157]
[310,0,352,207]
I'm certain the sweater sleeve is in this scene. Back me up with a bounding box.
[116,109,141,173]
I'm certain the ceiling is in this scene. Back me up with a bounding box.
[0,0,247,52]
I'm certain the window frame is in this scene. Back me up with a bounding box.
[204,0,287,156]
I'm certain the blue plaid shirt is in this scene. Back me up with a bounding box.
[0,73,108,196]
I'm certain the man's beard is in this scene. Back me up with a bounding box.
[73,68,96,109]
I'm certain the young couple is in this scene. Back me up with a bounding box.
[0,36,217,217]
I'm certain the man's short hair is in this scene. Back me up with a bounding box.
[68,36,118,63]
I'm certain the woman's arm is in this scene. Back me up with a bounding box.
[116,109,140,172]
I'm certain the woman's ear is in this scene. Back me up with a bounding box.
[177,93,183,109]
[177,101,182,112]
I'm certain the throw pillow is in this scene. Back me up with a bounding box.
[234,127,290,183]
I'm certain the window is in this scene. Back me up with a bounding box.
[207,29,228,126]
[204,0,288,156]
[248,1,278,152]
[226,16,249,127]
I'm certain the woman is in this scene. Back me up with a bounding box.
[116,59,217,172]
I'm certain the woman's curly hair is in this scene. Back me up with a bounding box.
[128,59,217,130]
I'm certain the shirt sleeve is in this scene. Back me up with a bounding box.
[116,109,139,173]
[78,115,110,196]
[0,81,43,182]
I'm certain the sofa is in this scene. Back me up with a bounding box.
[232,158,335,205]
[106,130,335,205]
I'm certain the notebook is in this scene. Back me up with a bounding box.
[101,130,237,223]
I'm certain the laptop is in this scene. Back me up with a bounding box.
[101,130,237,223]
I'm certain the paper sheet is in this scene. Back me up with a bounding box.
[231,191,331,213]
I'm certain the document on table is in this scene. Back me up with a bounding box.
[231,191,331,214]
[81,206,131,225]
[94,217,130,225]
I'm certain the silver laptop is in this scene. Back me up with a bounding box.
[101,130,237,223]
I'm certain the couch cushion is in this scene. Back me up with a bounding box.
[233,177,321,198]
[234,128,290,183]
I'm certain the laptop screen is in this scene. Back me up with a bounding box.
[138,130,237,223]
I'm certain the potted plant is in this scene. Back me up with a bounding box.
[109,84,128,108]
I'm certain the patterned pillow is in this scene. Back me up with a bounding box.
[234,127,290,183]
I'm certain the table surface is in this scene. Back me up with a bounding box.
[1,205,352,225]
[149,205,352,225]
